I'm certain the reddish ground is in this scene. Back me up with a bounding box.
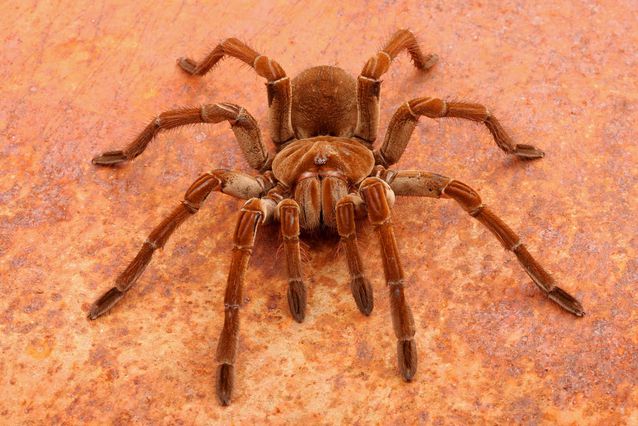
[1,1,637,424]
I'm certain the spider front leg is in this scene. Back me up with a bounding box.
[177,38,294,145]
[355,29,438,143]
[278,199,307,322]
[359,177,417,381]
[375,98,544,167]
[92,103,272,172]
[336,194,374,315]
[87,170,276,319]
[216,196,277,406]
[384,169,584,316]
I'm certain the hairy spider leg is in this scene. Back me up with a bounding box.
[178,37,294,145]
[92,103,273,171]
[336,194,374,315]
[360,177,418,381]
[87,170,276,319]
[355,29,439,143]
[383,168,585,316]
[375,98,545,167]
[216,196,277,406]
[278,199,307,322]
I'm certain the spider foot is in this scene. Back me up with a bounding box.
[351,275,373,316]
[92,150,128,166]
[422,53,439,70]
[177,57,198,75]
[513,144,545,160]
[287,279,307,323]
[397,339,417,381]
[87,287,125,320]
[548,286,585,317]
[216,363,234,406]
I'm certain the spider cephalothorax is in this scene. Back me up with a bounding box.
[88,30,584,406]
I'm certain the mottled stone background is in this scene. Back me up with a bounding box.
[1,1,637,424]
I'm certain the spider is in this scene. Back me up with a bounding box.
[88,29,585,406]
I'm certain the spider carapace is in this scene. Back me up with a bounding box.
[88,30,584,406]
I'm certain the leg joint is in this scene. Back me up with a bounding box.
[266,75,290,85]
[241,198,265,214]
[253,55,286,81]
[241,197,276,224]
[371,165,398,184]
[184,172,221,209]
[360,178,396,224]
[336,199,356,237]
[387,279,405,287]
[278,199,300,236]
[361,52,391,79]
[255,171,278,194]
[442,180,482,212]
[468,203,486,217]
[374,149,391,168]
[511,240,523,251]
[143,239,158,250]
[277,198,300,211]
[224,303,240,310]
[408,97,448,118]
[181,200,199,214]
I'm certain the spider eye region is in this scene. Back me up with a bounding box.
[314,152,329,165]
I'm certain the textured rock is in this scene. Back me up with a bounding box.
[1,1,637,424]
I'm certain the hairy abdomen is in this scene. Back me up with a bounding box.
[291,66,357,138]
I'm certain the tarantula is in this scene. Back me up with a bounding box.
[88,29,584,406]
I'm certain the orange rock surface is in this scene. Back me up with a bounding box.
[1,1,637,424]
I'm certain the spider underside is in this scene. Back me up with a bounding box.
[88,30,584,406]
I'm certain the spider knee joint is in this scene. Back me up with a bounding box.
[511,240,523,251]
[242,197,275,224]
[372,165,398,184]
[184,172,222,210]
[442,180,482,212]
[360,178,396,223]
[277,199,300,235]
[373,150,391,168]
[468,203,486,217]
[336,198,359,236]
[241,198,264,212]
[361,52,391,79]
[409,97,447,118]
[255,171,277,193]
[277,198,299,210]
[337,194,365,213]
[253,55,286,81]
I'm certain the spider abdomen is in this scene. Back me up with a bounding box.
[291,66,357,138]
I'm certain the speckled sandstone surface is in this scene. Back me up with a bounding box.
[1,1,637,424]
